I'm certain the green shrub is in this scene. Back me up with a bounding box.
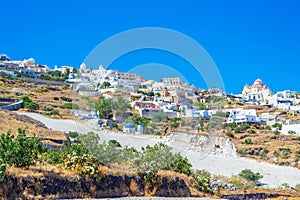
[234,126,243,133]
[167,153,192,176]
[192,170,212,193]
[68,131,79,139]
[132,143,192,176]
[226,131,235,138]
[272,123,282,130]
[273,130,280,135]
[22,96,39,110]
[151,113,168,123]
[51,109,60,115]
[279,148,291,153]
[60,103,79,109]
[108,139,121,147]
[0,129,44,168]
[288,130,296,135]
[242,123,250,130]
[238,169,263,182]
[225,122,237,130]
[247,129,255,134]
[243,138,253,145]
[265,125,272,130]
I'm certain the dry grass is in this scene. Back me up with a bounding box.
[0,110,66,141]
[221,124,300,169]
[6,163,78,178]
[0,77,78,119]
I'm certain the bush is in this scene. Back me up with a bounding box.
[279,148,291,153]
[0,129,44,168]
[108,139,121,147]
[51,109,60,116]
[272,123,282,130]
[68,131,79,139]
[238,169,263,182]
[247,129,255,134]
[288,130,296,135]
[132,143,192,176]
[225,122,237,130]
[192,170,212,193]
[151,113,168,123]
[226,131,235,139]
[234,126,243,133]
[22,96,39,110]
[60,103,79,109]
[241,123,250,130]
[264,125,272,130]
[243,138,253,145]
[167,153,192,176]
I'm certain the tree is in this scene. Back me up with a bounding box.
[100,81,111,89]
[95,96,112,119]
[194,102,207,110]
[78,132,100,155]
[125,114,150,133]
[146,92,155,97]
[111,96,130,121]
[152,113,168,123]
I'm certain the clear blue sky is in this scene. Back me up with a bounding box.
[1,0,300,93]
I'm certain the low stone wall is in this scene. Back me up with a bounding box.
[0,101,23,111]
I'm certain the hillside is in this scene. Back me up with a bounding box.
[0,110,67,147]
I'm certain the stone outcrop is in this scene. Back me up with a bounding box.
[0,172,195,199]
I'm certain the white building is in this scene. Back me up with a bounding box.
[226,109,259,124]
[242,79,272,102]
[19,69,39,78]
[123,123,135,133]
[265,92,294,110]
[136,123,144,134]
[180,105,211,118]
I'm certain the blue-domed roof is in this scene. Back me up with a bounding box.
[124,123,134,128]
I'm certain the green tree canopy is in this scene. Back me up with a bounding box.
[125,114,149,128]
[95,96,112,119]
[111,96,131,120]
[152,113,168,123]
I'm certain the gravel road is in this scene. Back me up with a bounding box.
[17,112,300,188]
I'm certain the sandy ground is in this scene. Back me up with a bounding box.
[17,112,300,188]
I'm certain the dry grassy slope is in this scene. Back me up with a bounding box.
[222,128,300,169]
[0,77,81,119]
[0,110,66,141]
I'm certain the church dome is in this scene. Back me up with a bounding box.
[253,78,262,85]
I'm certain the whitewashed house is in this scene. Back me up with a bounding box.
[226,109,259,124]
[180,105,210,118]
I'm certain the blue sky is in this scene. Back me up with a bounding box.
[1,0,300,93]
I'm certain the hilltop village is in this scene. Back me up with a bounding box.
[2,53,300,132]
[1,54,300,198]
